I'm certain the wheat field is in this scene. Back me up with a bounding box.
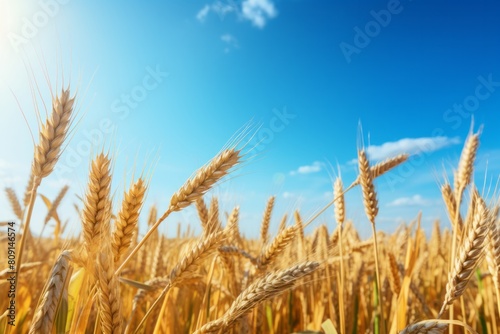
[1,87,499,334]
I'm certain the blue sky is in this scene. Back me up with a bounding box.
[1,0,500,239]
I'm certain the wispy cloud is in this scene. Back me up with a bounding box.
[197,1,237,22]
[221,33,239,53]
[349,136,460,164]
[196,5,211,22]
[387,194,433,207]
[196,0,277,28]
[0,159,24,187]
[290,161,323,176]
[242,0,277,28]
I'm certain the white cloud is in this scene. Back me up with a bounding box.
[196,5,210,22]
[290,161,323,176]
[196,0,277,28]
[212,1,237,18]
[283,191,294,199]
[348,136,460,164]
[242,0,277,28]
[388,195,432,207]
[221,33,239,53]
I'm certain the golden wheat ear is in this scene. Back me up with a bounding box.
[96,250,122,334]
[81,153,113,260]
[258,225,298,269]
[358,150,379,224]
[29,251,72,334]
[112,178,147,264]
[193,261,320,334]
[438,192,489,317]
[115,147,242,275]
[32,88,76,182]
[351,153,409,187]
[398,320,448,334]
[453,131,480,200]
[5,188,23,221]
[260,195,275,246]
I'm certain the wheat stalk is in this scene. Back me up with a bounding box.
[333,177,346,334]
[23,172,35,208]
[485,207,500,311]
[16,88,75,310]
[133,230,227,332]
[358,149,385,334]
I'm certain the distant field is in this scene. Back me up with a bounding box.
[1,87,498,334]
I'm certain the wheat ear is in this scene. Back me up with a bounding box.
[388,251,401,296]
[97,250,122,334]
[398,321,448,334]
[258,225,298,268]
[260,195,275,245]
[196,197,210,229]
[81,153,113,258]
[116,148,241,275]
[352,153,409,186]
[438,193,489,317]
[112,178,147,263]
[5,188,23,221]
[441,182,462,232]
[207,196,221,234]
[453,132,479,199]
[29,251,72,334]
[31,88,75,180]
[193,261,320,334]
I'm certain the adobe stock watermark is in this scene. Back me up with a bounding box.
[8,0,71,52]
[339,0,411,64]
[441,74,500,130]
[247,107,296,158]
[54,64,169,178]
[383,73,499,190]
